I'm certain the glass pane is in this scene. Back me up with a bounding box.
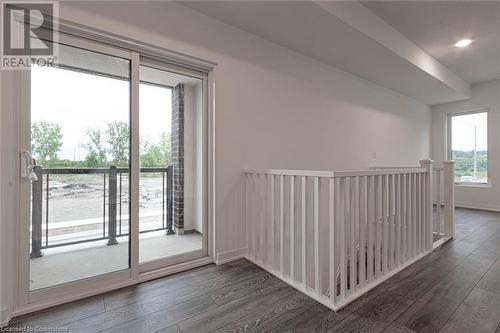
[451,112,488,183]
[30,42,130,290]
[139,65,203,263]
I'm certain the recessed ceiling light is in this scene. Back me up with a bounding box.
[454,39,473,48]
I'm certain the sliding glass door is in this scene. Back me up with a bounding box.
[29,41,131,291]
[19,32,208,302]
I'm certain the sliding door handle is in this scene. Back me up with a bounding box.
[20,151,38,183]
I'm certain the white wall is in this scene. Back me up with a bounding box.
[1,1,431,265]
[59,1,430,258]
[432,80,500,211]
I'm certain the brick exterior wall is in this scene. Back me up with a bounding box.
[171,84,184,233]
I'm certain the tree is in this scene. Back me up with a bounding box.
[139,132,171,168]
[106,121,129,166]
[31,121,63,165]
[158,132,171,166]
[452,150,488,181]
[83,128,107,167]
[140,141,162,167]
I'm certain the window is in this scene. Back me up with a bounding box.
[449,111,488,184]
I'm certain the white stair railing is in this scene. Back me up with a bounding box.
[243,160,453,311]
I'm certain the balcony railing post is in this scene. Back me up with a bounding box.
[443,161,455,239]
[107,166,118,245]
[165,165,175,235]
[31,166,43,258]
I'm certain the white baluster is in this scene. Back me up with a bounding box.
[375,175,381,278]
[417,172,421,254]
[412,173,417,257]
[389,174,395,270]
[290,175,295,280]
[404,173,410,260]
[301,176,307,288]
[270,174,275,270]
[246,174,252,259]
[314,177,320,296]
[367,175,374,282]
[359,176,367,288]
[340,178,347,300]
[279,175,284,276]
[436,169,442,237]
[329,177,336,304]
[354,176,361,290]
[254,174,259,261]
[350,177,356,292]
[261,174,266,264]
[395,173,401,266]
[382,174,388,274]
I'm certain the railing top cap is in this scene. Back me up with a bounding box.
[36,166,171,174]
[244,167,428,177]
[244,169,334,177]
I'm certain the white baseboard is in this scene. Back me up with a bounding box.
[1,307,10,328]
[245,250,431,312]
[455,202,500,212]
[216,247,248,265]
[432,236,452,250]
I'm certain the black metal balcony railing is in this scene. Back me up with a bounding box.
[30,165,174,258]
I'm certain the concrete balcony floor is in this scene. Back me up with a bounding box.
[30,231,202,290]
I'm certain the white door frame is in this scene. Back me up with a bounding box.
[12,23,216,317]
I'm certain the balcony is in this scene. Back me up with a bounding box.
[29,166,202,290]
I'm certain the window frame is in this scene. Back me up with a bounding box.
[447,108,491,186]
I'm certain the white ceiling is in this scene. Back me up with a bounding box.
[182,1,472,104]
[362,1,500,84]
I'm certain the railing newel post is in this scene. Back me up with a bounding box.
[31,166,43,258]
[165,165,175,235]
[442,161,455,239]
[107,166,118,246]
[419,159,434,251]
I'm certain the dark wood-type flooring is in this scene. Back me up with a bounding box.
[8,208,500,332]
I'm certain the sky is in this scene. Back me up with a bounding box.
[451,112,488,151]
[31,66,171,161]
